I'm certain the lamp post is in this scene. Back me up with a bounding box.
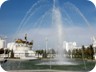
[45,37,48,58]
[45,37,48,51]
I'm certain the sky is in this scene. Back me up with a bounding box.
[0,0,96,50]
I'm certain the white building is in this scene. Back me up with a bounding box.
[0,37,8,60]
[92,36,96,59]
[63,41,77,52]
[92,36,96,48]
[0,37,5,49]
[7,39,37,60]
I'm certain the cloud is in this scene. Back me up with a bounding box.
[10,26,95,50]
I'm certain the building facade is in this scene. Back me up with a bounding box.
[0,37,5,49]
[63,41,77,52]
[7,39,36,59]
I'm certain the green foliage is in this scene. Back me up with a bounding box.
[71,45,95,60]
[35,49,49,58]
[5,49,10,54]
[36,50,44,58]
[0,48,4,54]
[10,50,14,58]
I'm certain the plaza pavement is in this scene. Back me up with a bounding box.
[8,70,87,72]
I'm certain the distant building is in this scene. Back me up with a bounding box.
[91,36,96,60]
[7,38,36,60]
[92,37,96,47]
[92,36,96,53]
[0,35,37,60]
[0,37,5,49]
[63,41,77,52]
[0,37,8,58]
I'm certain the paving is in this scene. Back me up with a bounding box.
[8,70,86,72]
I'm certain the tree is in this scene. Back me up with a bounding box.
[10,50,14,58]
[78,49,82,58]
[0,48,4,54]
[89,45,94,60]
[5,49,10,54]
[72,49,76,58]
[81,45,86,59]
[35,50,44,58]
[68,50,71,58]
[42,50,48,58]
[36,50,40,58]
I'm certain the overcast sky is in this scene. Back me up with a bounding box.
[0,0,96,50]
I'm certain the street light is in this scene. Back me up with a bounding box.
[45,37,48,51]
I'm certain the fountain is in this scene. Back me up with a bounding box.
[1,0,95,71]
[38,0,77,65]
[15,0,78,65]
[52,0,71,65]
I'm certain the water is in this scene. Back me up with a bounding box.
[51,0,74,65]
[52,6,64,64]
[37,58,77,65]
[1,59,95,71]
